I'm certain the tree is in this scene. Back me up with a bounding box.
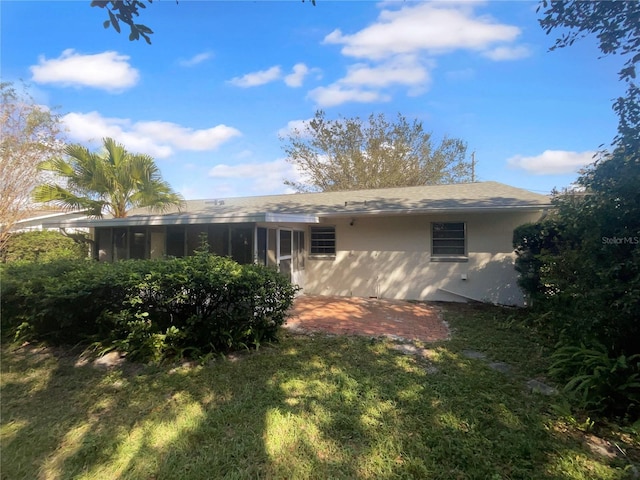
[91,0,156,44]
[510,1,640,419]
[538,0,640,147]
[538,1,639,83]
[33,137,184,218]
[281,111,472,192]
[0,82,66,250]
[91,0,315,44]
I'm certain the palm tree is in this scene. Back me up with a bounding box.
[33,137,184,217]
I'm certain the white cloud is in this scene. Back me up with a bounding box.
[179,51,213,67]
[308,85,390,108]
[284,63,310,87]
[324,3,522,60]
[341,55,430,88]
[228,66,282,87]
[312,3,528,107]
[30,49,139,92]
[208,158,303,195]
[277,118,313,137]
[507,150,596,175]
[482,45,531,61]
[62,111,241,159]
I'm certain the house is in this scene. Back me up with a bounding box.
[47,181,551,306]
[4,208,89,234]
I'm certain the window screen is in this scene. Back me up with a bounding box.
[310,226,336,255]
[432,222,465,256]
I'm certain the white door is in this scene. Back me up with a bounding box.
[277,229,305,290]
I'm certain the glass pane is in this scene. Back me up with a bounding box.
[310,226,335,254]
[433,245,465,255]
[187,226,208,255]
[130,228,147,259]
[230,226,253,264]
[257,228,267,265]
[166,226,186,257]
[208,225,229,256]
[113,228,128,261]
[96,228,111,261]
[267,229,277,266]
[293,231,305,270]
[433,239,465,248]
[280,230,292,256]
[279,258,291,282]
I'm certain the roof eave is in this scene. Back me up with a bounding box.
[47,212,320,228]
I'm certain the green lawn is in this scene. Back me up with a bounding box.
[2,304,638,479]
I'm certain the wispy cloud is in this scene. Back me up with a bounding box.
[228,66,282,87]
[208,158,302,195]
[179,51,214,67]
[277,118,313,137]
[340,55,431,89]
[30,49,139,92]
[482,45,531,61]
[507,150,596,175]
[62,111,241,159]
[308,85,390,108]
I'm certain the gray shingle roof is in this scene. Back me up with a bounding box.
[50,181,551,227]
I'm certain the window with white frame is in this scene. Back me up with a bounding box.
[310,226,336,256]
[431,222,466,257]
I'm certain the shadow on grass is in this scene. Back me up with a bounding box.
[1,329,627,480]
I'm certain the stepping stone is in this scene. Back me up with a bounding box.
[424,364,439,374]
[391,344,419,355]
[93,351,125,368]
[526,379,557,396]
[462,350,486,360]
[488,362,512,374]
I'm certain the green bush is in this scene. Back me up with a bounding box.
[512,138,640,421]
[550,342,640,419]
[1,230,89,263]
[1,252,297,360]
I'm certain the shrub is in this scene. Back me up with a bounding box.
[1,252,297,361]
[1,230,89,263]
[512,142,640,421]
[550,342,640,420]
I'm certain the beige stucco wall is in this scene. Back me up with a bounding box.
[303,210,544,306]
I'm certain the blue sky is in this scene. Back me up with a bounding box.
[1,1,626,199]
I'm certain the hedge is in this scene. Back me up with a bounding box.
[1,251,298,361]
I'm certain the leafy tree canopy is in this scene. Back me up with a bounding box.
[91,0,315,44]
[281,110,472,193]
[539,0,640,147]
[538,0,640,82]
[0,82,66,249]
[32,137,184,218]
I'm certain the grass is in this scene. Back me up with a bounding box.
[2,303,638,479]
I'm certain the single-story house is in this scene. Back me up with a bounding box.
[48,181,551,306]
[6,209,88,233]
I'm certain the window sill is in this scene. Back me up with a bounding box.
[308,254,336,260]
[430,256,468,263]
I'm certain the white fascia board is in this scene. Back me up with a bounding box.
[50,212,319,228]
[263,213,319,223]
